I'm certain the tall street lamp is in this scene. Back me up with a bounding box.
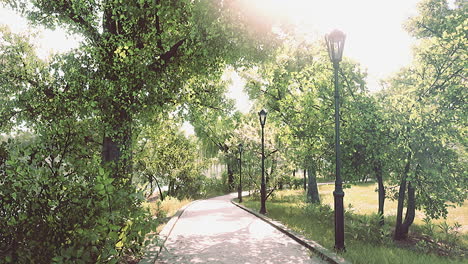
[258,109,267,214]
[238,143,244,203]
[326,29,346,252]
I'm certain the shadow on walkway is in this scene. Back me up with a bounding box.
[155,194,325,264]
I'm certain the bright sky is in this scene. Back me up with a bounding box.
[1,0,423,114]
[227,0,424,113]
[0,5,82,59]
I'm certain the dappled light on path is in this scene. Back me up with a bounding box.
[156,194,325,263]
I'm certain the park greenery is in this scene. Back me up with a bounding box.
[0,0,466,263]
[243,186,467,264]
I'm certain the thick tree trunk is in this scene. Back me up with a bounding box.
[102,136,120,164]
[100,4,134,180]
[394,152,412,240]
[101,105,133,180]
[307,163,320,204]
[401,181,416,236]
[374,163,385,226]
[394,176,407,240]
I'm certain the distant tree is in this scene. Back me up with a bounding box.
[135,118,207,200]
[189,96,240,191]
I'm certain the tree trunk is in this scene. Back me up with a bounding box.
[267,158,276,187]
[361,174,369,182]
[401,181,416,236]
[303,169,307,191]
[100,7,134,181]
[154,175,165,201]
[168,179,175,197]
[307,162,320,204]
[227,160,234,191]
[374,163,385,226]
[394,152,412,240]
[102,130,131,178]
[148,173,153,198]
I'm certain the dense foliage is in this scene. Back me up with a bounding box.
[0,0,277,263]
[0,0,465,262]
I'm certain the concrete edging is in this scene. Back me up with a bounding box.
[231,199,351,264]
[139,200,199,264]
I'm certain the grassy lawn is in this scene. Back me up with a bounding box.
[242,185,467,264]
[318,182,468,230]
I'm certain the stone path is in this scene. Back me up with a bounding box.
[154,193,326,264]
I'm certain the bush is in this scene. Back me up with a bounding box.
[0,136,156,263]
[291,178,304,189]
[200,177,229,198]
[414,218,467,257]
[345,213,392,244]
[303,203,334,222]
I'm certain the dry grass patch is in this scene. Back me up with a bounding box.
[143,196,192,233]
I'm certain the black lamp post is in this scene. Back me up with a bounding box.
[258,109,267,214]
[326,29,346,252]
[238,143,243,202]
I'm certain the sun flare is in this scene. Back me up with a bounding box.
[238,0,421,91]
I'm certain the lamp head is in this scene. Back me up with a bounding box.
[258,109,267,126]
[325,29,346,64]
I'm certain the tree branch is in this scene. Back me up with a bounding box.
[149,39,186,72]
[266,186,277,199]
[45,0,101,43]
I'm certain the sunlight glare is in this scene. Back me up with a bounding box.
[240,0,420,91]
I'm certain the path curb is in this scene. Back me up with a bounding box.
[231,199,351,264]
[139,200,199,264]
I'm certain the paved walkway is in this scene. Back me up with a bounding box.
[154,193,326,264]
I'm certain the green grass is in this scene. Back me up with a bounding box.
[243,185,468,264]
[317,182,468,230]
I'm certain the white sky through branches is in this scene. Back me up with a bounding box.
[228,0,423,113]
[1,0,423,115]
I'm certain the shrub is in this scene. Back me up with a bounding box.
[0,136,156,263]
[200,177,229,198]
[291,178,304,189]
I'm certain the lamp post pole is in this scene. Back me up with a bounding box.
[238,143,243,203]
[326,29,346,252]
[258,109,267,214]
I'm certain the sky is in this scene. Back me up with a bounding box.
[228,0,424,113]
[0,5,82,59]
[1,0,424,115]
